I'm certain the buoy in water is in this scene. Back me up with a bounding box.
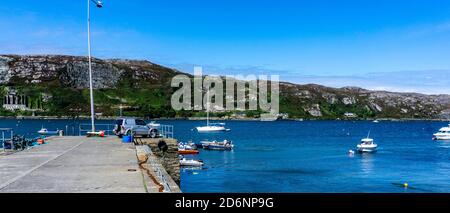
[403,183,409,188]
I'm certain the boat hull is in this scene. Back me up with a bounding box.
[357,148,378,153]
[357,145,378,153]
[178,150,200,155]
[203,145,233,151]
[196,126,227,132]
[201,140,234,151]
[38,131,59,135]
[433,134,450,140]
[180,160,204,167]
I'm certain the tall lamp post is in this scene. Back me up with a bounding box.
[87,0,103,133]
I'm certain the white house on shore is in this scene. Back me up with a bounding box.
[2,91,29,111]
[344,112,358,118]
[1,88,43,112]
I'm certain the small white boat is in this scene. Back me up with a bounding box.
[433,125,450,140]
[180,158,204,167]
[357,138,378,153]
[37,128,59,135]
[196,123,228,132]
[178,142,197,150]
[373,120,380,123]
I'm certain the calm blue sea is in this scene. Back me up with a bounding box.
[1,119,449,193]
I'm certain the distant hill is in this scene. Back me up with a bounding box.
[1,54,449,119]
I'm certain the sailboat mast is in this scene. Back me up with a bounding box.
[206,89,210,126]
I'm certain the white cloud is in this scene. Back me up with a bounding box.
[287,70,450,95]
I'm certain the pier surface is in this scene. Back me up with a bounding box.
[0,137,153,193]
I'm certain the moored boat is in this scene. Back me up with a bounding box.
[180,158,204,167]
[202,140,234,151]
[357,138,378,153]
[178,142,197,150]
[196,89,231,132]
[178,149,200,155]
[433,124,450,140]
[196,123,229,132]
[37,128,60,135]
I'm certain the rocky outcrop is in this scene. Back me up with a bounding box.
[0,55,179,89]
[280,83,450,119]
[305,104,322,117]
[342,97,356,105]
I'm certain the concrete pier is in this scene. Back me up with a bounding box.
[0,136,180,193]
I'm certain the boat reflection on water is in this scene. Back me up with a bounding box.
[358,154,375,176]
[181,166,207,176]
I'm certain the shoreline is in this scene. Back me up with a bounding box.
[0,115,448,122]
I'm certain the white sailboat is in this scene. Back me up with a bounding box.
[196,89,229,133]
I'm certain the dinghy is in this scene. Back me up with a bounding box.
[37,128,60,135]
[180,158,204,167]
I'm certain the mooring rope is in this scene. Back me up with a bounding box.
[139,160,165,192]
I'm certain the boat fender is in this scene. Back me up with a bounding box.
[158,140,168,153]
[37,139,44,145]
[149,129,158,138]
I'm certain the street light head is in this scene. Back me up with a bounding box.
[96,1,103,8]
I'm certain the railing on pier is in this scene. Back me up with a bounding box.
[78,124,115,136]
[0,128,14,152]
[78,123,174,139]
[158,125,174,139]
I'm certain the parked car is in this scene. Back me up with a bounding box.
[113,118,158,138]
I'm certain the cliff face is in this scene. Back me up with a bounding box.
[0,55,179,89]
[0,54,449,119]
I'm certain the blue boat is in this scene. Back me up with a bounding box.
[202,140,234,151]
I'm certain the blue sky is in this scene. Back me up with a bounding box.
[0,0,450,94]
